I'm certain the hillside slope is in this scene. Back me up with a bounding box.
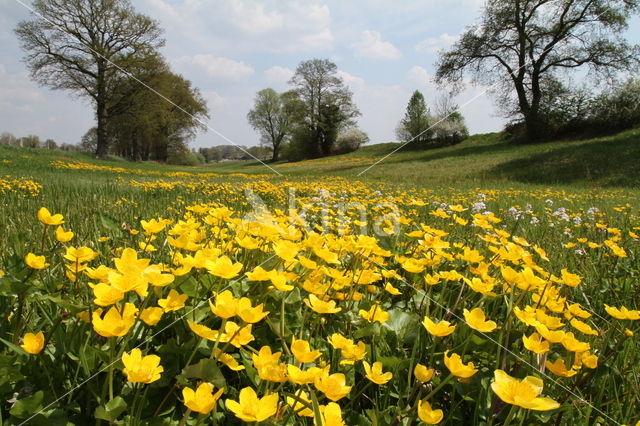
[210,129,640,189]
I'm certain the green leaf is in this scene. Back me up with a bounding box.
[95,396,128,422]
[179,358,226,389]
[10,391,44,419]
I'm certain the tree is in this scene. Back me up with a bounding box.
[108,58,208,162]
[436,0,640,141]
[15,0,165,158]
[0,132,17,146]
[334,128,370,154]
[288,59,360,157]
[396,90,433,145]
[247,88,291,162]
[432,94,469,146]
[44,138,58,149]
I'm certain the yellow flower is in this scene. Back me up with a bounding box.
[206,255,243,279]
[64,246,98,264]
[210,290,239,319]
[363,361,393,385]
[0,269,4,277]
[291,338,321,363]
[314,371,352,401]
[319,402,346,426]
[285,391,313,417]
[417,400,444,424]
[121,348,163,384]
[273,240,300,262]
[236,297,269,323]
[545,359,577,378]
[559,269,581,287]
[20,331,44,354]
[141,218,171,234]
[359,305,389,323]
[225,387,279,422]
[463,308,497,332]
[187,321,218,341]
[304,294,341,314]
[444,351,478,379]
[182,382,224,414]
[569,318,598,336]
[522,333,550,354]
[140,307,164,326]
[414,364,435,382]
[92,303,138,337]
[384,283,402,295]
[604,305,640,320]
[158,289,188,312]
[25,253,49,270]
[91,283,124,306]
[55,226,74,243]
[214,349,245,371]
[491,370,560,411]
[37,207,64,226]
[287,365,323,385]
[422,316,456,337]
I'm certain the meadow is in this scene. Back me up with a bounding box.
[0,130,638,425]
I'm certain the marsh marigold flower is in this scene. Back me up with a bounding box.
[55,226,74,243]
[121,348,163,384]
[363,361,393,385]
[140,307,164,326]
[604,304,640,320]
[417,400,444,424]
[304,294,341,314]
[314,371,352,401]
[92,303,137,337]
[320,402,346,426]
[444,351,478,379]
[414,364,435,382]
[422,316,456,337]
[210,290,239,319]
[158,289,188,312]
[291,338,321,363]
[225,387,279,422]
[206,256,243,279]
[182,382,224,414]
[491,370,560,411]
[359,305,389,323]
[25,253,49,270]
[463,308,497,332]
[37,207,64,226]
[20,331,44,354]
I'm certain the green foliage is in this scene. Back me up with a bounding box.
[396,90,433,144]
[166,150,205,166]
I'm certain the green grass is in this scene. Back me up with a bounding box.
[204,128,640,190]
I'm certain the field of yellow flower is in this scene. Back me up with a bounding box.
[0,145,639,425]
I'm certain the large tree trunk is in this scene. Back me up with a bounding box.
[95,67,110,160]
[271,144,280,162]
[95,99,109,159]
[524,109,545,142]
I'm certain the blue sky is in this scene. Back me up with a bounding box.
[1,0,638,149]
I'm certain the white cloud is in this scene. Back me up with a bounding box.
[176,54,254,82]
[351,30,402,60]
[415,32,458,54]
[337,70,365,92]
[203,91,227,110]
[406,66,436,90]
[146,0,333,53]
[263,66,294,89]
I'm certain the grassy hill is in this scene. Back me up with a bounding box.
[208,128,640,189]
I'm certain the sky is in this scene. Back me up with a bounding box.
[0,0,638,149]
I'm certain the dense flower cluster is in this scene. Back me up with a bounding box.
[1,180,638,425]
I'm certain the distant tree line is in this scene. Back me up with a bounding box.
[0,132,78,151]
[15,0,208,162]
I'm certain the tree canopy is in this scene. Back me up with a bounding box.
[15,0,166,158]
[436,0,640,141]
